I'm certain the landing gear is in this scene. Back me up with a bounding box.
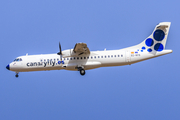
[15,73,19,78]
[77,67,85,76]
[80,69,85,76]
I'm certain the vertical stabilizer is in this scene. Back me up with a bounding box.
[122,22,171,53]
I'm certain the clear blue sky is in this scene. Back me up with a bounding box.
[1,0,179,120]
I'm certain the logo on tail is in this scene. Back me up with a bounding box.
[142,22,171,53]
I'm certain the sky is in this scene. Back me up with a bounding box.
[1,0,180,120]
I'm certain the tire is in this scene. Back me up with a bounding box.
[15,74,19,78]
[80,69,85,76]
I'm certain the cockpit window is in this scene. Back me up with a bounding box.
[14,58,22,62]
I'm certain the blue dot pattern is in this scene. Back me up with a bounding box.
[145,38,154,47]
[142,46,146,50]
[154,43,164,51]
[139,29,166,53]
[147,48,152,52]
[153,29,165,41]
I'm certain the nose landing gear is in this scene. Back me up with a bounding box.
[15,73,19,78]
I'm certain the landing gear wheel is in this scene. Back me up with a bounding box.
[80,69,85,76]
[15,73,19,78]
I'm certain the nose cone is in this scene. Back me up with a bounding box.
[6,64,10,70]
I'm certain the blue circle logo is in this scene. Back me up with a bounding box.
[142,46,146,50]
[154,43,164,51]
[153,29,165,41]
[145,38,154,47]
[147,48,152,52]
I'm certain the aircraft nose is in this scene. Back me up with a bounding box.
[6,64,10,70]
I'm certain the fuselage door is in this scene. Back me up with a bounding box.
[126,51,131,63]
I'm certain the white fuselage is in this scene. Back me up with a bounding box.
[9,49,172,73]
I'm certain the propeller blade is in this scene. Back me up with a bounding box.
[57,42,62,61]
[59,42,62,55]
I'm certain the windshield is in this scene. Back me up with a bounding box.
[14,58,22,62]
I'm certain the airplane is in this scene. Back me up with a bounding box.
[6,22,172,77]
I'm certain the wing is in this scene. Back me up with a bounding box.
[73,43,90,55]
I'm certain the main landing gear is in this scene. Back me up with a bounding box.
[80,69,85,76]
[77,67,85,76]
[15,73,19,78]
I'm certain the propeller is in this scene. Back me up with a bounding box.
[57,42,62,61]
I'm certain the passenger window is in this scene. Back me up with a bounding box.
[70,58,72,60]
[84,57,86,59]
[121,55,123,57]
[111,55,113,57]
[114,55,116,57]
[87,57,89,59]
[57,59,59,61]
[118,55,120,57]
[101,56,103,58]
[81,57,83,59]
[94,56,96,59]
[91,56,93,59]
[98,56,100,58]
[64,58,66,60]
[67,58,69,60]
[77,57,79,60]
[74,57,76,60]
[105,56,106,58]
[108,55,110,58]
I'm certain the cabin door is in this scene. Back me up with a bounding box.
[126,51,131,63]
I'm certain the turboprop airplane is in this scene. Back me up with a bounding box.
[6,22,172,77]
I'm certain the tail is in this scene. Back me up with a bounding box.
[122,22,171,53]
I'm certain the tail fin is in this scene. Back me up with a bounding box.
[124,22,171,53]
